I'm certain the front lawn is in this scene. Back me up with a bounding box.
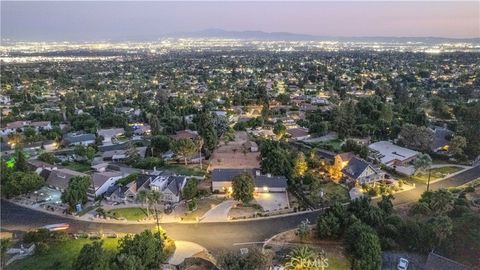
[7,238,119,270]
[107,207,149,220]
[181,196,225,221]
[413,166,463,183]
[309,182,350,205]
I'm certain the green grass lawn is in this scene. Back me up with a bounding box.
[7,238,119,270]
[64,162,91,173]
[107,207,149,220]
[309,182,350,204]
[413,166,463,183]
[182,197,225,221]
[312,139,343,153]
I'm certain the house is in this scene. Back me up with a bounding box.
[342,157,384,184]
[101,147,147,162]
[424,252,473,270]
[211,168,288,193]
[287,127,310,141]
[368,141,419,167]
[0,121,52,136]
[63,132,96,146]
[131,123,151,136]
[334,152,355,170]
[430,126,453,153]
[105,173,152,202]
[97,128,124,145]
[46,168,89,192]
[150,175,187,203]
[171,129,199,140]
[88,171,125,200]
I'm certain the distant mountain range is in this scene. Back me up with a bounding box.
[166,28,480,43]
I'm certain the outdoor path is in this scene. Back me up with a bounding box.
[168,241,207,265]
[200,200,235,222]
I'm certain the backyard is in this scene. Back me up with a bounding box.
[63,161,91,173]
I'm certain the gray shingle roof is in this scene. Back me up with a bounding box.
[211,169,287,189]
[342,157,370,180]
[63,133,96,144]
[425,252,473,270]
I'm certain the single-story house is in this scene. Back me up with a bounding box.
[45,168,89,191]
[342,156,384,184]
[368,141,419,167]
[63,132,96,146]
[171,129,199,140]
[287,127,310,141]
[211,168,288,193]
[97,128,125,145]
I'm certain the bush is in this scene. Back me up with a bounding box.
[35,242,50,255]
[133,157,165,170]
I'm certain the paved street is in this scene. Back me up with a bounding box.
[390,165,480,205]
[2,165,479,253]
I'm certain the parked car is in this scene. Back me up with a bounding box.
[397,258,409,270]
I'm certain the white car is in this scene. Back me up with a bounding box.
[397,258,409,270]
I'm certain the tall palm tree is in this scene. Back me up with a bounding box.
[137,190,149,216]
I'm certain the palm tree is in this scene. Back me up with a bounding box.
[137,190,150,216]
[284,246,328,270]
[1,238,11,267]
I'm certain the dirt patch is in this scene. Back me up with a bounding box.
[209,131,260,169]
[228,204,259,219]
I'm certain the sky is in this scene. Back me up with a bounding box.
[1,1,479,41]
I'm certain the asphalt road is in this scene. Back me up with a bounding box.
[2,165,479,252]
[0,200,319,253]
[390,165,480,205]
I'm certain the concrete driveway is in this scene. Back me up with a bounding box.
[168,241,207,265]
[200,200,235,222]
[254,192,289,211]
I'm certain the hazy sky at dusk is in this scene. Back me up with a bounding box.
[2,1,479,41]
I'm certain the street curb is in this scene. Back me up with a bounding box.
[4,199,321,225]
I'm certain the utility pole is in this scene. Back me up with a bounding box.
[426,167,432,192]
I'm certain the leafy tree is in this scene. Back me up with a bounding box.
[413,153,432,175]
[341,139,369,159]
[171,138,197,165]
[150,135,171,156]
[117,230,167,269]
[273,120,287,139]
[377,194,394,216]
[333,101,356,139]
[260,140,293,178]
[38,152,60,164]
[85,146,97,160]
[1,238,10,267]
[149,115,162,136]
[429,215,453,246]
[456,102,480,158]
[218,247,271,270]
[449,135,467,157]
[196,111,218,152]
[398,124,433,151]
[293,152,308,180]
[74,144,87,157]
[125,142,140,165]
[14,149,27,172]
[348,197,384,227]
[2,171,44,198]
[345,222,382,270]
[317,202,347,239]
[61,176,91,212]
[72,241,111,270]
[417,189,455,216]
[231,173,255,204]
[115,254,146,270]
[182,179,198,200]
